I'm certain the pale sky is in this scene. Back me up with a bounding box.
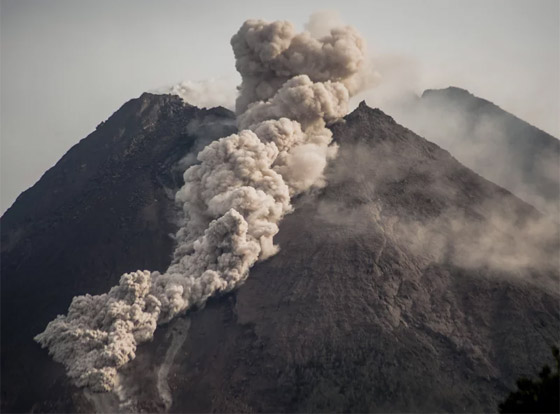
[1,0,559,214]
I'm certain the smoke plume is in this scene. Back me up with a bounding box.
[165,77,237,110]
[35,18,368,392]
[232,19,367,114]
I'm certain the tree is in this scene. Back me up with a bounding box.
[499,346,559,413]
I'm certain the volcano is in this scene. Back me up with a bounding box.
[1,92,558,413]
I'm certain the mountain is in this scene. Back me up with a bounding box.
[391,87,560,216]
[0,93,236,412]
[1,95,558,413]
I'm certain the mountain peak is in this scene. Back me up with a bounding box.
[421,86,498,112]
[347,100,396,125]
[422,86,473,98]
[357,99,369,109]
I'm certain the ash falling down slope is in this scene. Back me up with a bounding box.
[0,18,558,414]
[162,104,560,414]
[34,19,370,393]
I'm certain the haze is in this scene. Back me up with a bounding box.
[1,0,559,214]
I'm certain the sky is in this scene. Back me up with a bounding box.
[1,0,559,214]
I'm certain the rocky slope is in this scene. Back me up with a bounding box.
[0,93,235,412]
[1,96,558,413]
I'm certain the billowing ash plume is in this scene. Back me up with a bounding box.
[35,18,368,392]
[232,19,367,114]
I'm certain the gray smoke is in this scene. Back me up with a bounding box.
[231,19,368,114]
[35,18,368,392]
[34,270,160,390]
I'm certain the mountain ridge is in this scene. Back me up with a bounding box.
[423,86,559,138]
[393,86,560,216]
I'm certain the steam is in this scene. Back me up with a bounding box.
[35,18,368,392]
[165,77,237,110]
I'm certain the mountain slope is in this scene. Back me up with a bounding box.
[150,102,558,413]
[1,97,558,413]
[0,93,236,412]
[392,87,560,216]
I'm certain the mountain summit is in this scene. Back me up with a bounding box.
[1,94,558,413]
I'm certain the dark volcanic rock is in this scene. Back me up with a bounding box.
[0,93,236,413]
[157,102,559,413]
[1,97,558,413]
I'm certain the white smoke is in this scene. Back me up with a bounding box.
[35,18,369,392]
[165,77,237,110]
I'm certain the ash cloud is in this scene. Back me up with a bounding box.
[231,18,370,114]
[304,10,345,39]
[35,18,368,392]
[34,271,160,390]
